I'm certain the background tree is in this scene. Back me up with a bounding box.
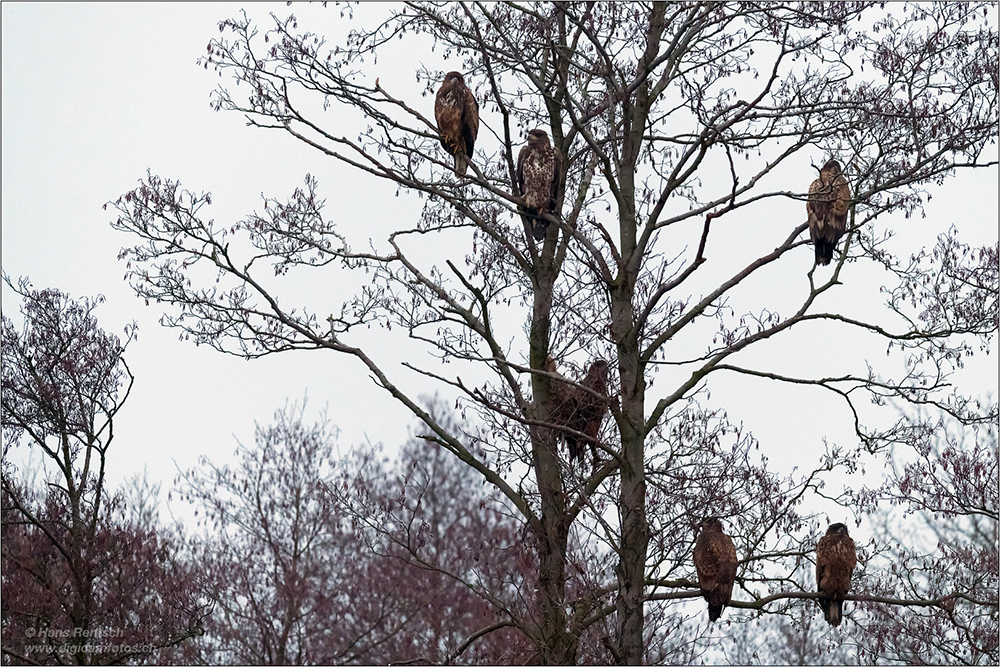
[331,397,536,664]
[172,400,391,664]
[719,595,860,665]
[1,275,207,665]
[173,398,531,665]
[848,405,998,664]
[111,3,998,663]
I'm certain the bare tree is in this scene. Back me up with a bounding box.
[111,3,997,663]
[330,397,537,664]
[173,400,386,664]
[1,275,207,665]
[848,407,998,664]
[172,398,530,665]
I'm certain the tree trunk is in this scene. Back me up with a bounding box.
[529,244,578,665]
[609,5,664,660]
[611,285,649,664]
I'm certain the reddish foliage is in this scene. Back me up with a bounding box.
[1,277,206,665]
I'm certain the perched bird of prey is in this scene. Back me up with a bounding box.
[693,517,738,622]
[517,129,562,241]
[806,159,851,265]
[434,71,479,177]
[816,522,857,627]
[546,358,610,465]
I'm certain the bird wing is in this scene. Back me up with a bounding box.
[516,145,528,195]
[806,175,827,221]
[831,175,851,231]
[550,148,562,212]
[461,86,479,155]
[816,535,829,591]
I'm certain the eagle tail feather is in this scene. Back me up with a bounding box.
[566,436,582,461]
[815,241,834,265]
[708,603,724,622]
[828,600,843,627]
[532,218,548,241]
[820,597,843,627]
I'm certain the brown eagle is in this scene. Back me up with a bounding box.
[517,129,561,241]
[434,71,479,177]
[806,159,851,265]
[546,358,609,465]
[693,517,738,622]
[816,522,857,627]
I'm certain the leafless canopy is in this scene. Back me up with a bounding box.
[111,3,997,663]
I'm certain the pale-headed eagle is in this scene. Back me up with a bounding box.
[517,129,562,241]
[546,358,609,466]
[434,71,479,177]
[693,517,738,622]
[816,522,857,627]
[806,159,851,265]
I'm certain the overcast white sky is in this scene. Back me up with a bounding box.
[1,3,426,495]
[2,3,997,525]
